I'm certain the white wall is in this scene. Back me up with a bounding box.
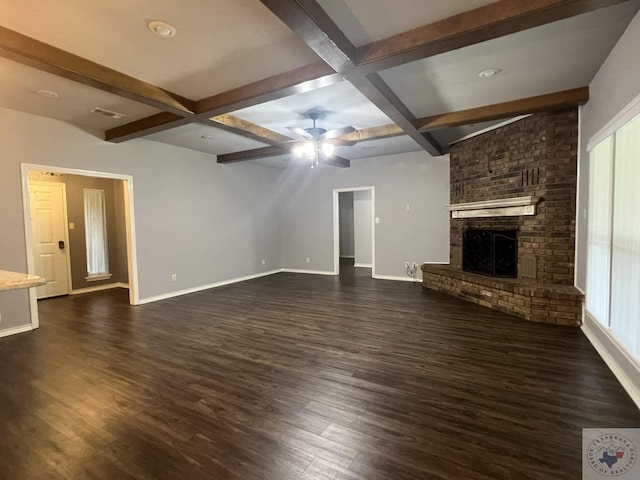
[578,10,640,408]
[0,107,282,333]
[353,190,372,266]
[578,10,640,291]
[278,151,450,277]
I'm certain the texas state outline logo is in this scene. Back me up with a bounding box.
[583,429,638,478]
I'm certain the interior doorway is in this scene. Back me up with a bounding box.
[333,187,375,276]
[21,164,139,329]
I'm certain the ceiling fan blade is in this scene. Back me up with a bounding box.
[322,126,356,139]
[287,126,313,140]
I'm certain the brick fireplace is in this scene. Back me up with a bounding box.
[422,108,584,326]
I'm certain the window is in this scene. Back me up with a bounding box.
[586,112,640,359]
[83,188,110,280]
[586,138,613,326]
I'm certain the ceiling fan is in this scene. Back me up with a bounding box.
[287,112,356,167]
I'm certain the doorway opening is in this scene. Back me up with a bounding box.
[333,187,375,276]
[21,164,139,329]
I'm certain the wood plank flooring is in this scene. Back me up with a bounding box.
[0,267,638,479]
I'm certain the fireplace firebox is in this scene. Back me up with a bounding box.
[463,229,517,277]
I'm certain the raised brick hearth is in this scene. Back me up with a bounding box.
[422,108,584,326]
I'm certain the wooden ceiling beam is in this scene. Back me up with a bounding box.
[106,61,340,142]
[215,122,402,164]
[259,0,444,157]
[106,113,291,146]
[0,26,195,116]
[356,0,631,74]
[336,123,404,142]
[194,61,341,116]
[209,114,292,143]
[217,145,288,163]
[198,118,287,146]
[415,86,589,131]
[105,113,190,143]
[216,85,590,163]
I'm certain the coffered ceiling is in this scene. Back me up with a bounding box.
[0,0,638,169]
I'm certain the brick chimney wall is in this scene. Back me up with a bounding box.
[448,108,578,285]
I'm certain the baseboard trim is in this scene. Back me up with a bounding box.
[137,270,282,305]
[373,274,421,283]
[581,312,640,409]
[0,324,34,339]
[281,269,336,276]
[354,263,372,268]
[70,282,129,295]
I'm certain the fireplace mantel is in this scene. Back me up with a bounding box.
[447,196,536,219]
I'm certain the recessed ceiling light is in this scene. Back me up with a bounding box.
[147,20,177,38]
[35,89,60,99]
[201,135,214,140]
[478,68,502,79]
[90,107,126,119]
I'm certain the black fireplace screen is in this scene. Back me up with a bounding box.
[462,229,517,277]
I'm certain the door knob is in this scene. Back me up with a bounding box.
[58,240,65,250]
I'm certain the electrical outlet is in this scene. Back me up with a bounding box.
[171,274,177,281]
[412,262,419,270]
[404,261,410,268]
[261,259,265,265]
[306,257,310,263]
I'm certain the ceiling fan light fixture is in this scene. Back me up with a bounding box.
[293,144,304,158]
[289,114,352,168]
[321,142,334,157]
[302,142,316,160]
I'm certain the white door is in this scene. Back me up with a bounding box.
[29,181,71,298]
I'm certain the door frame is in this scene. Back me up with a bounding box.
[28,180,73,299]
[21,163,140,329]
[333,186,375,277]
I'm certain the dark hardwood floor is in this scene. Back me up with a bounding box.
[1,267,638,479]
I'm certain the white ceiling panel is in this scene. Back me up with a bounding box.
[145,123,269,157]
[231,81,392,138]
[0,58,161,132]
[0,0,318,100]
[317,0,496,47]
[380,2,640,118]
